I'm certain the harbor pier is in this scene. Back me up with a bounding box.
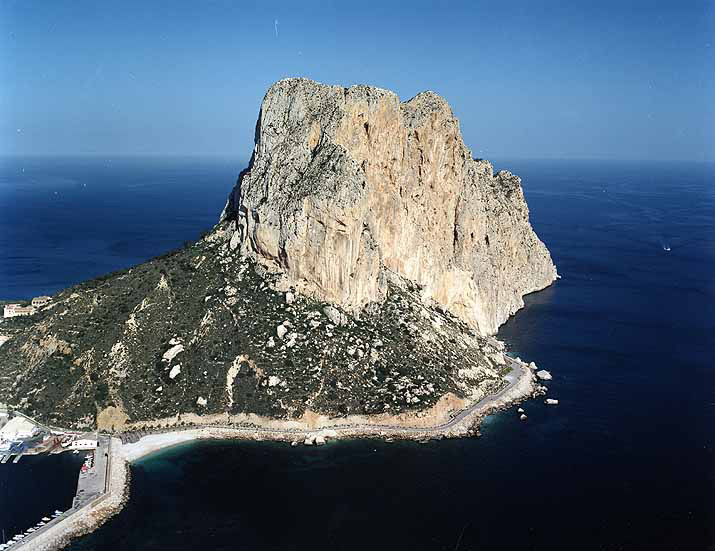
[6,436,126,551]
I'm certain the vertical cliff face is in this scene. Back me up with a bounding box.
[225,78,556,335]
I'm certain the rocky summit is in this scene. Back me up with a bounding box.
[0,78,556,432]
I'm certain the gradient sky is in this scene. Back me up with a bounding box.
[1,0,713,161]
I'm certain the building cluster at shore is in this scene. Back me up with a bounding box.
[0,408,98,458]
[3,296,51,318]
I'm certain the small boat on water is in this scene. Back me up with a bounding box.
[42,517,51,521]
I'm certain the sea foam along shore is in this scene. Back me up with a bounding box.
[121,358,536,463]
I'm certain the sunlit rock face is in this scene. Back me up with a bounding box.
[225,78,556,335]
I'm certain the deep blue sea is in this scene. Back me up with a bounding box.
[0,451,85,542]
[0,157,712,550]
[0,156,239,300]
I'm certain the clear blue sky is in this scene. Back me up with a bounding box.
[1,0,713,161]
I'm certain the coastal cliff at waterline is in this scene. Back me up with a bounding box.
[0,78,556,432]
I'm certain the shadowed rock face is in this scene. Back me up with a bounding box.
[224,78,557,335]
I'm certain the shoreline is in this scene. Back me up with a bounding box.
[10,357,536,551]
[121,357,536,463]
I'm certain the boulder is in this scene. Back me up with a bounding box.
[520,414,528,421]
[536,370,552,381]
[545,398,559,405]
[276,324,288,339]
[162,344,184,362]
[229,229,240,250]
[322,305,347,326]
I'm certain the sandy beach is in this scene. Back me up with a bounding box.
[121,429,258,462]
[120,358,536,463]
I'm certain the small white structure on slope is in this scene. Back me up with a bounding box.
[3,304,35,318]
[31,296,51,308]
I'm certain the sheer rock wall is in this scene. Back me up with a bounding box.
[225,78,556,335]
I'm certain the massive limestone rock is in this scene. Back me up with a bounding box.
[0,77,557,432]
[223,78,557,335]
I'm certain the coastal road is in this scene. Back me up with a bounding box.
[434,356,527,432]
[122,357,532,446]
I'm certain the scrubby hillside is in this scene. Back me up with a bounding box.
[0,229,509,430]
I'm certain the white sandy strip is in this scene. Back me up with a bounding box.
[121,360,536,463]
[122,430,216,462]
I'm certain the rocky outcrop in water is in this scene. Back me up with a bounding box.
[223,78,556,335]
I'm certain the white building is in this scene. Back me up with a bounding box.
[70,439,98,450]
[31,296,51,308]
[3,304,35,318]
[0,416,38,440]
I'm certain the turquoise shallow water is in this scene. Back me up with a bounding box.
[0,158,712,550]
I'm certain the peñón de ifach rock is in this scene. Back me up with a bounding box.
[223,78,557,335]
[0,78,555,432]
